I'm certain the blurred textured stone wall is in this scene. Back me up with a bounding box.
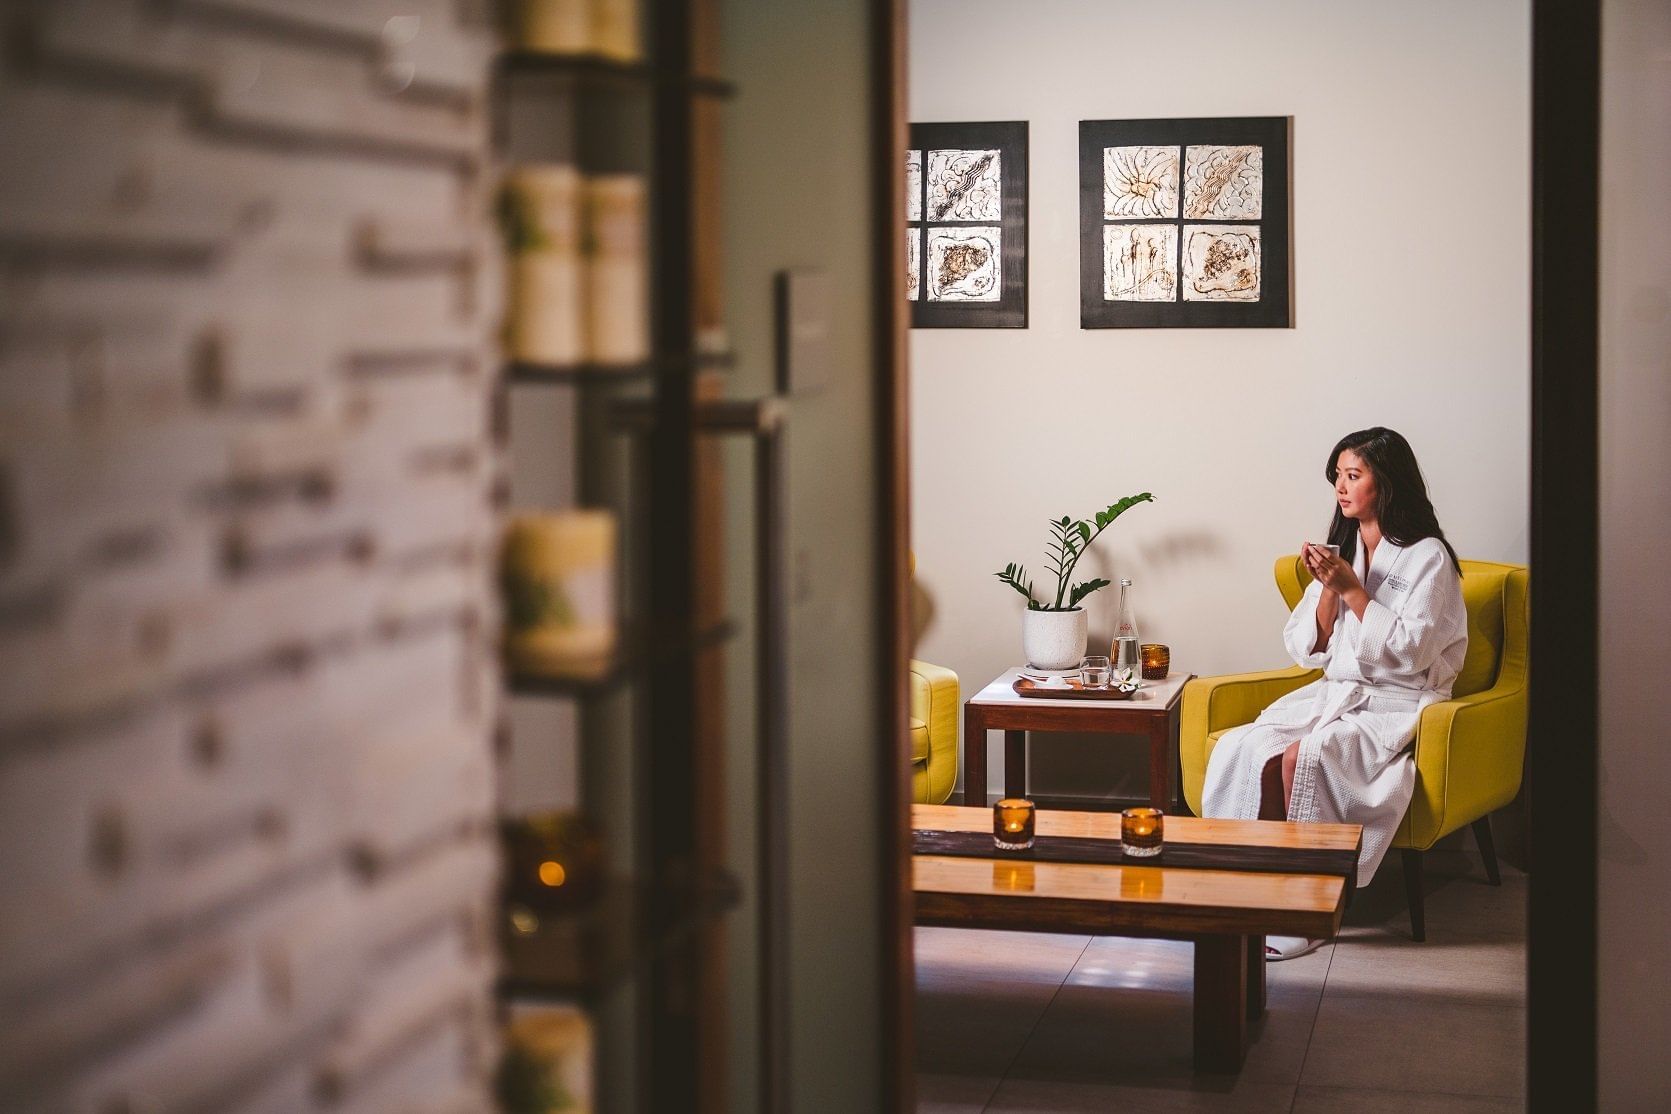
[0,2,504,1109]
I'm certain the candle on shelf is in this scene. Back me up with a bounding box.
[510,0,590,55]
[502,511,617,677]
[1122,807,1164,858]
[583,175,650,365]
[503,165,584,366]
[502,811,604,912]
[504,1006,595,1114]
[591,0,642,61]
[993,798,1036,851]
[1140,643,1170,680]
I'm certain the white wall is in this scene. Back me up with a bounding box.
[908,0,1531,801]
[1598,0,1671,1105]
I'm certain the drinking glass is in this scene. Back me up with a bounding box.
[1079,655,1111,688]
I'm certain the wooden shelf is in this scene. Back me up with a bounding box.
[492,3,752,1100]
[506,351,734,386]
[498,870,742,1005]
[497,51,736,98]
[506,619,738,699]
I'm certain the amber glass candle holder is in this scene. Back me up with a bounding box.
[993,798,1036,851]
[1122,807,1164,858]
[1140,643,1170,681]
[502,811,604,912]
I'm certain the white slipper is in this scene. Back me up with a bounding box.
[1265,935,1325,961]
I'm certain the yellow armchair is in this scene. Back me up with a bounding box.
[1180,555,1529,940]
[909,659,959,805]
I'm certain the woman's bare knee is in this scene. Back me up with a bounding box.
[1281,741,1302,806]
[1258,754,1286,821]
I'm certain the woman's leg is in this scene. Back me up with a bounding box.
[1258,754,1287,821]
[1268,738,1321,959]
[1281,740,1302,811]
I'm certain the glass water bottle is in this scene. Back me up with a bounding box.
[1112,578,1140,684]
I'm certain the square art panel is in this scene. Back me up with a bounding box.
[1103,224,1177,301]
[1182,225,1261,301]
[1183,145,1263,220]
[906,227,920,301]
[909,121,1028,327]
[927,227,1002,301]
[1079,117,1290,328]
[1104,146,1179,219]
[926,149,1002,221]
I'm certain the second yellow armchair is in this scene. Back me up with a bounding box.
[909,659,959,805]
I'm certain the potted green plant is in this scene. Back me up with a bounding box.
[996,493,1155,669]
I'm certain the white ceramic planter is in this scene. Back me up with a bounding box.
[1022,608,1088,670]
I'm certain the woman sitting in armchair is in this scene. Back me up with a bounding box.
[1201,427,1468,960]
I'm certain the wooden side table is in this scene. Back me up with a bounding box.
[962,667,1194,810]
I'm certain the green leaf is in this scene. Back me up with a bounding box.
[1069,578,1112,608]
[994,564,1036,606]
[1099,492,1157,521]
[1076,522,1092,544]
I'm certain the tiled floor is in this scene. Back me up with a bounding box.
[915,845,1526,1113]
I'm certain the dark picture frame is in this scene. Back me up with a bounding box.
[1079,116,1291,328]
[909,120,1028,328]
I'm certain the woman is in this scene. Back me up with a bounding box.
[1201,427,1468,960]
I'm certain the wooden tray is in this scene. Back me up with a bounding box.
[1012,676,1138,700]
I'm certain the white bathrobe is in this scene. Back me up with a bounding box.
[1201,536,1468,883]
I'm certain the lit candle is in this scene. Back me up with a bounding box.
[1140,643,1170,680]
[993,798,1036,851]
[1122,807,1164,858]
[503,811,604,911]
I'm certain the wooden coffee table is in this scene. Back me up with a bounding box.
[963,667,1194,810]
[912,804,1361,1072]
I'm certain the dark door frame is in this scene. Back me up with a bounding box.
[1529,0,1599,1109]
[874,0,914,1111]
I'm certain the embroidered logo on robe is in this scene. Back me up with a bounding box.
[1385,574,1412,593]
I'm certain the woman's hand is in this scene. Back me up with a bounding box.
[1303,543,1342,652]
[1302,544,1339,595]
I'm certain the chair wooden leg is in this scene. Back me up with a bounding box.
[1401,849,1426,942]
[1472,815,1502,886]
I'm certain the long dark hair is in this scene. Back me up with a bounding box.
[1325,427,1462,576]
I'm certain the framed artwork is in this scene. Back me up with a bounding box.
[908,121,1028,328]
[1079,116,1291,328]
